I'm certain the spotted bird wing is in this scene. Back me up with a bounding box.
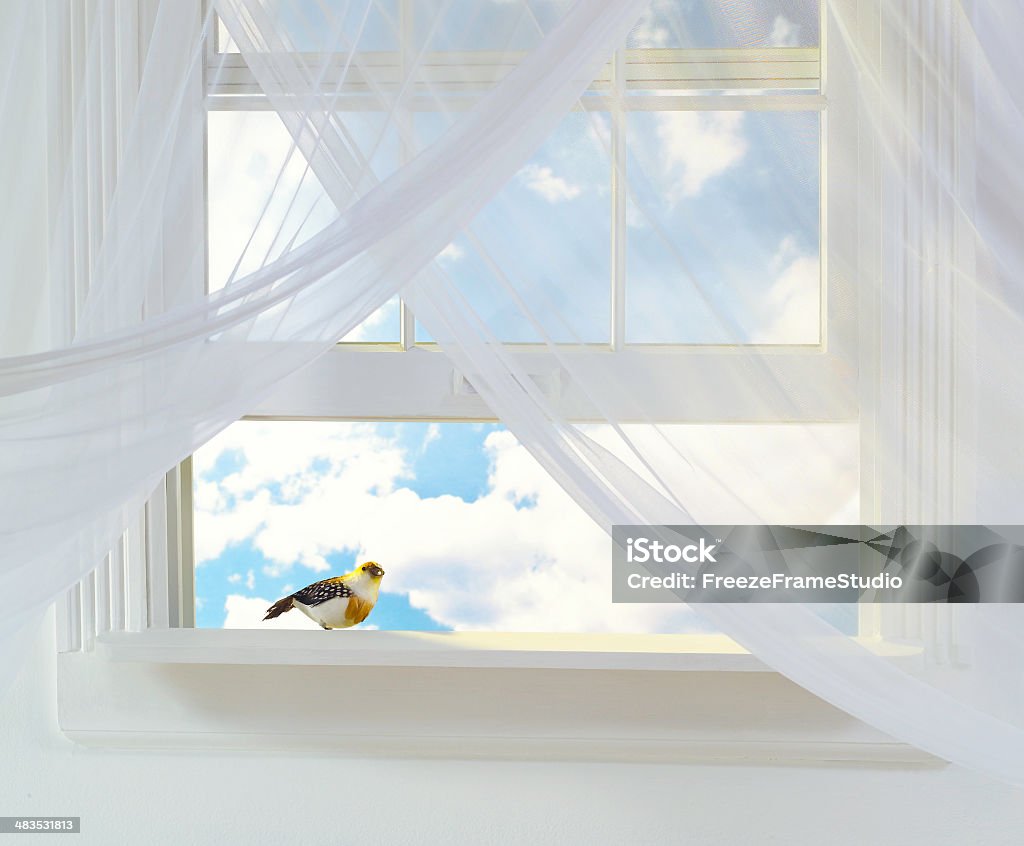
[292,577,353,608]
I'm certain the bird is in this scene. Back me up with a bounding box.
[263,562,385,630]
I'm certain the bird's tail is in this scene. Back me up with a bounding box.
[263,595,294,621]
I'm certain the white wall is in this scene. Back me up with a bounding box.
[2,610,1024,846]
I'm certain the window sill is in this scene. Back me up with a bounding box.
[57,629,939,766]
[94,629,767,671]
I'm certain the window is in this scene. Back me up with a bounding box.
[60,0,852,646]
[49,0,941,763]
[203,0,845,430]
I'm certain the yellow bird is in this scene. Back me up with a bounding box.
[263,562,385,630]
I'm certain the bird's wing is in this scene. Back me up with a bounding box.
[292,577,353,608]
[345,596,375,626]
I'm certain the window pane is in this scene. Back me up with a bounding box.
[338,297,401,343]
[416,112,612,343]
[617,422,858,525]
[207,110,401,341]
[625,109,820,344]
[415,0,565,52]
[192,420,855,632]
[192,420,693,632]
[215,3,400,54]
[627,0,819,49]
[207,111,331,292]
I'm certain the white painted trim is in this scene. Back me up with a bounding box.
[207,93,828,112]
[53,731,941,765]
[49,0,145,655]
[250,344,856,423]
[847,0,976,659]
[144,483,170,629]
[52,0,207,653]
[125,513,149,632]
[205,47,821,98]
[610,49,627,351]
[58,633,940,766]
[96,629,768,671]
[93,628,924,670]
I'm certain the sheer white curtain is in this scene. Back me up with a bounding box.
[3,0,1024,787]
[404,0,1024,784]
[0,0,647,648]
[405,0,1024,784]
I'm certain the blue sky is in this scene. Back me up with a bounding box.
[193,419,858,632]
[196,537,450,630]
[194,420,708,632]
[195,422,503,630]
[235,1,821,53]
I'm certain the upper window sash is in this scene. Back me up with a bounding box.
[205,46,822,105]
[202,11,844,423]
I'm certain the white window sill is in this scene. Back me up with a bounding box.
[93,629,767,670]
[57,629,940,766]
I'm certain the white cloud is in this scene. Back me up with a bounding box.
[421,423,441,452]
[335,431,704,633]
[768,15,801,47]
[770,234,802,272]
[630,18,669,47]
[339,298,398,342]
[193,488,274,566]
[625,202,651,231]
[196,422,700,633]
[194,480,225,513]
[437,242,465,262]
[208,111,395,345]
[193,421,408,569]
[653,112,748,200]
[584,113,612,157]
[207,111,337,292]
[197,418,856,634]
[628,1,672,47]
[517,164,582,203]
[752,237,821,344]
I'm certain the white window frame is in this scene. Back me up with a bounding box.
[52,0,941,765]
[209,29,852,424]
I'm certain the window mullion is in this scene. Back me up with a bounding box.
[610,48,627,351]
[398,0,416,349]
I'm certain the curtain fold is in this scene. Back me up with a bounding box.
[3,0,1024,787]
[399,0,1024,785]
[0,0,649,657]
